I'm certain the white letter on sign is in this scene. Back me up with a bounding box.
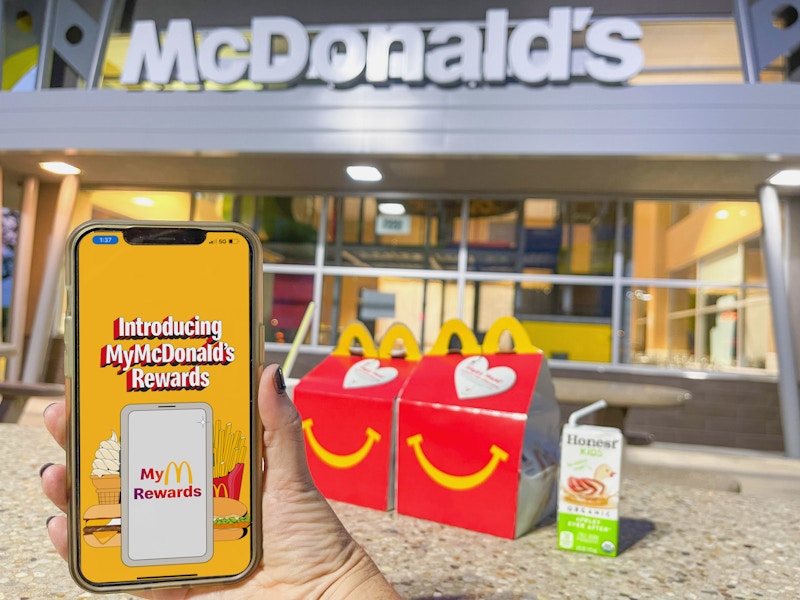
[584,18,644,83]
[311,26,366,85]
[425,22,482,85]
[197,28,249,85]
[121,19,199,85]
[250,17,309,84]
[508,7,572,84]
[366,24,425,83]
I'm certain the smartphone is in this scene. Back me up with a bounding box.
[64,221,263,592]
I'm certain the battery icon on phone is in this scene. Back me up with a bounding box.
[229,238,239,244]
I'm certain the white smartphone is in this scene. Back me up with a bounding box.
[121,403,213,566]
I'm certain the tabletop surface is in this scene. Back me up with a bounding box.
[552,377,691,408]
[2,423,797,600]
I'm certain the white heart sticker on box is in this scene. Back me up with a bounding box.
[343,359,399,389]
[455,356,516,400]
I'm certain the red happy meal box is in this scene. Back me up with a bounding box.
[294,322,420,511]
[396,317,560,539]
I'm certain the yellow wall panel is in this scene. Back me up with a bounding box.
[522,321,612,362]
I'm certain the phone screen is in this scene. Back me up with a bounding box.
[70,224,260,588]
[122,403,213,565]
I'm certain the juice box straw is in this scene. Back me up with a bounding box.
[568,399,607,425]
[282,301,316,379]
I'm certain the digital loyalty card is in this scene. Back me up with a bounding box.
[121,403,213,565]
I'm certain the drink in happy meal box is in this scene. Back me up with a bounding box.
[557,403,623,557]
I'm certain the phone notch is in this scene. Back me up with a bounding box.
[123,227,206,245]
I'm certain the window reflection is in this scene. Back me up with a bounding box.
[77,191,773,374]
[326,197,461,270]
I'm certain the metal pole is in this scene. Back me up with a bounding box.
[5,178,40,380]
[88,0,118,89]
[35,0,58,89]
[22,175,79,382]
[610,199,625,365]
[733,0,760,83]
[456,197,469,319]
[310,195,328,346]
[758,184,800,457]
[330,197,343,345]
[0,0,6,90]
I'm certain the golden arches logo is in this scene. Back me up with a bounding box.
[302,419,381,469]
[406,434,508,491]
[214,483,229,497]
[164,461,193,485]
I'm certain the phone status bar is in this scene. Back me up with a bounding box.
[92,235,119,245]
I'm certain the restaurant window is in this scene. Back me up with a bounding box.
[220,194,324,267]
[465,199,523,273]
[325,197,462,271]
[319,274,470,350]
[72,191,775,376]
[626,200,773,373]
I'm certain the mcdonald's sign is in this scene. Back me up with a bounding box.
[214,483,229,497]
[164,461,193,485]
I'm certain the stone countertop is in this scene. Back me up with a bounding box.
[2,423,798,600]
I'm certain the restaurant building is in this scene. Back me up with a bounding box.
[1,0,800,454]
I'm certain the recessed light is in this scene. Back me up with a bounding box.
[346,165,382,182]
[767,169,800,186]
[715,209,729,220]
[378,202,405,216]
[132,196,156,207]
[39,161,81,175]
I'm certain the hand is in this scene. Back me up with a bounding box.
[41,364,400,599]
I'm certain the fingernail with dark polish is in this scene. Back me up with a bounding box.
[39,462,54,478]
[46,515,56,527]
[274,367,287,394]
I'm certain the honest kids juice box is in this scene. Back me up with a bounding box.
[557,418,623,557]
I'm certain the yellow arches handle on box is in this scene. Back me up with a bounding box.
[428,319,482,356]
[302,419,382,469]
[331,321,379,358]
[378,322,421,361]
[481,316,542,354]
[406,434,509,491]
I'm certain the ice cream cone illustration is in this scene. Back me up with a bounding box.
[91,431,121,504]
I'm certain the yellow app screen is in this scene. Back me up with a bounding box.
[74,228,256,585]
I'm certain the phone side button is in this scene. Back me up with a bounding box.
[259,323,265,364]
[63,316,74,378]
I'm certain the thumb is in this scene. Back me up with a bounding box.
[258,364,316,494]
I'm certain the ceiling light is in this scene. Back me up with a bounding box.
[715,209,729,220]
[39,161,81,175]
[767,169,800,186]
[132,196,156,207]
[378,202,405,216]
[346,165,382,182]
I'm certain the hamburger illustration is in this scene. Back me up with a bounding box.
[83,503,121,548]
[213,497,250,542]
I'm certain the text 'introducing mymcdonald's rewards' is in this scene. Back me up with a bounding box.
[100,316,236,391]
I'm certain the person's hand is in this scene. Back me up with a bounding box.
[41,364,400,599]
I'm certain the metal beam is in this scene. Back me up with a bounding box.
[759,184,800,457]
[733,0,759,83]
[5,177,40,380]
[22,175,79,383]
[88,0,117,88]
[35,0,58,89]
